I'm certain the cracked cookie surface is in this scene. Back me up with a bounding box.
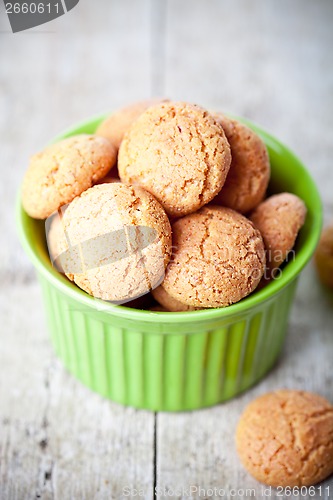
[118,101,231,217]
[212,113,270,213]
[162,205,265,308]
[96,98,168,150]
[152,285,200,312]
[249,193,307,276]
[22,134,117,219]
[61,183,172,302]
[236,390,333,487]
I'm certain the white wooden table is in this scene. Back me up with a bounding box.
[1,1,332,498]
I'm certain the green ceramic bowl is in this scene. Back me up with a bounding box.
[17,114,322,411]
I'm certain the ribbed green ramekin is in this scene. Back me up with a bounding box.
[17,114,322,411]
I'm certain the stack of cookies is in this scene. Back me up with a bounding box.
[21,100,306,310]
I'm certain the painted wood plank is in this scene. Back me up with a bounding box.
[0,283,155,500]
[156,265,333,499]
[0,0,153,285]
[0,0,156,498]
[164,0,333,208]
[1,0,333,498]
[157,0,333,497]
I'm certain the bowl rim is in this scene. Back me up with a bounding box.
[16,113,322,324]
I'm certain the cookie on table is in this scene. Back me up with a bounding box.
[152,285,200,312]
[236,390,333,487]
[249,193,307,278]
[315,225,333,289]
[162,206,266,308]
[212,113,270,214]
[96,98,168,150]
[60,183,172,303]
[118,101,231,217]
[22,135,117,219]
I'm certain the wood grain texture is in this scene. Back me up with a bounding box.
[157,2,333,497]
[1,0,333,499]
[1,1,155,499]
[156,266,333,499]
[0,284,155,500]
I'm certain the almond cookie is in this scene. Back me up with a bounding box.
[236,390,333,487]
[60,183,172,303]
[46,209,74,281]
[46,210,68,265]
[249,193,307,278]
[212,113,270,213]
[118,102,231,217]
[47,212,64,265]
[315,225,333,289]
[152,285,199,312]
[162,206,266,308]
[96,98,168,150]
[22,135,117,219]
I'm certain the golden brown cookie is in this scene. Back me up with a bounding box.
[118,101,231,217]
[96,98,168,150]
[236,390,333,487]
[22,135,117,219]
[152,285,199,312]
[315,225,333,289]
[162,206,266,308]
[47,212,64,264]
[249,193,307,278]
[46,210,74,281]
[212,113,270,213]
[61,183,172,303]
